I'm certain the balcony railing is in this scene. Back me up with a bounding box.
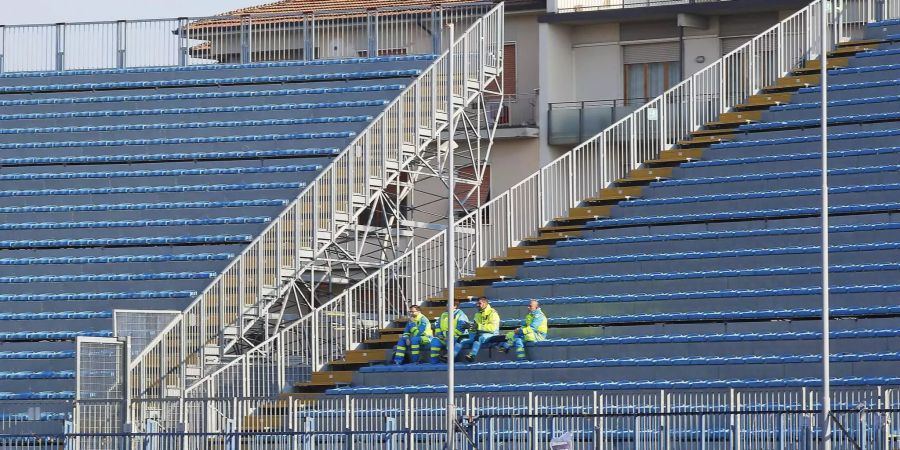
[555,0,730,13]
[547,98,646,145]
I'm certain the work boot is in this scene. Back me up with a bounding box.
[464,354,475,363]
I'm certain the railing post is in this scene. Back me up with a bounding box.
[633,414,641,450]
[367,10,378,58]
[116,20,126,69]
[0,25,5,74]
[55,23,65,71]
[432,7,442,53]
[177,18,188,66]
[302,13,312,60]
[777,22,785,76]
[240,15,251,64]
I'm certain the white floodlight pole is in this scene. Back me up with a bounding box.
[820,0,832,449]
[446,22,458,450]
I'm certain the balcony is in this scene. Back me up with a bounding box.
[547,98,644,146]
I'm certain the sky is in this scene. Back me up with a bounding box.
[1,0,263,25]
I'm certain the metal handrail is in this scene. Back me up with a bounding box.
[126,3,504,417]
[0,2,492,72]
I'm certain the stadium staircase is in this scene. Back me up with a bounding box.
[232,17,900,434]
[0,53,453,433]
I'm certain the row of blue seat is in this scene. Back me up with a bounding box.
[653,164,900,187]
[525,241,900,268]
[0,55,436,79]
[587,202,900,228]
[0,84,406,107]
[461,284,900,309]
[0,331,110,341]
[0,290,197,303]
[0,371,74,380]
[0,147,340,167]
[0,392,74,400]
[494,262,900,288]
[0,70,422,93]
[681,145,900,168]
[1,181,302,197]
[556,222,900,247]
[0,216,270,231]
[0,312,111,320]
[0,199,288,215]
[0,100,389,121]
[799,77,900,93]
[0,252,233,266]
[0,163,321,182]
[0,132,355,150]
[830,62,900,75]
[0,234,251,250]
[0,271,216,284]
[564,221,900,248]
[712,127,900,150]
[361,351,899,373]
[621,183,900,207]
[0,352,75,359]
[739,111,900,131]
[770,94,900,111]
[327,376,900,395]
[531,327,900,347]
[506,304,900,327]
[0,115,373,135]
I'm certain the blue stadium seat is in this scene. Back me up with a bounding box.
[0,164,321,182]
[0,253,234,266]
[0,148,339,167]
[0,132,355,150]
[0,84,406,107]
[0,70,423,93]
[0,291,196,303]
[0,182,301,198]
[0,101,387,122]
[0,216,271,231]
[0,55,436,79]
[0,234,251,250]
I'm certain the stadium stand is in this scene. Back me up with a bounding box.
[0,54,436,433]
[302,16,900,417]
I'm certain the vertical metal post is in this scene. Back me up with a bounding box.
[55,23,65,71]
[240,15,251,64]
[303,13,312,60]
[178,18,188,66]
[432,7,442,54]
[116,20,126,69]
[820,1,832,449]
[446,22,457,450]
[0,25,5,74]
[367,10,378,58]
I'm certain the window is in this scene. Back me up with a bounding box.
[624,62,680,105]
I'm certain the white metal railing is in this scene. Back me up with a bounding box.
[0,3,490,73]
[126,3,503,420]
[174,0,900,426]
[169,387,897,447]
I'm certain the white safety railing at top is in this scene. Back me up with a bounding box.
[126,2,504,422]
[0,2,490,73]
[178,0,895,422]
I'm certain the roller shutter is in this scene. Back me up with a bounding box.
[623,42,680,65]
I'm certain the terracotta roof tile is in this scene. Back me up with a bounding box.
[188,0,486,30]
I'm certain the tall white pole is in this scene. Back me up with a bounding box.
[820,1,832,449]
[446,22,457,450]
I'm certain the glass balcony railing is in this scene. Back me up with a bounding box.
[555,0,726,13]
[547,98,645,146]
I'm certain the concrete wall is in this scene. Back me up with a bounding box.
[491,138,541,194]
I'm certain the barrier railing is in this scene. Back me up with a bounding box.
[126,2,504,421]
[179,0,898,427]
[121,387,899,448]
[0,3,490,73]
[555,0,734,13]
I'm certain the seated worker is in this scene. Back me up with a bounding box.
[429,308,470,363]
[393,305,433,365]
[499,299,547,360]
[458,296,500,362]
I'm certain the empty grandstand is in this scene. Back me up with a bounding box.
[0,0,899,447]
